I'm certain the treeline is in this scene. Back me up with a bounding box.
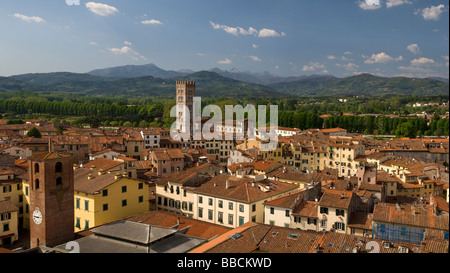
[323,114,449,137]
[278,111,323,130]
[0,99,164,124]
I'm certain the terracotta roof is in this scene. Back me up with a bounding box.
[74,168,141,194]
[28,152,71,161]
[318,189,355,209]
[372,203,449,231]
[253,160,280,171]
[126,210,231,240]
[194,175,298,203]
[83,158,123,171]
[189,222,260,253]
[347,211,372,230]
[0,199,19,214]
[292,200,319,218]
[264,189,307,209]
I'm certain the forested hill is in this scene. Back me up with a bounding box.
[2,70,448,98]
[268,73,449,96]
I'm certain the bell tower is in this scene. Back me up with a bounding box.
[175,81,195,133]
[28,152,74,248]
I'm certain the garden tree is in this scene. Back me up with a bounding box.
[57,124,66,135]
[395,121,416,138]
[6,119,24,124]
[26,127,42,138]
[123,121,133,127]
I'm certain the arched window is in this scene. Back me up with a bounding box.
[34,163,39,174]
[56,177,62,190]
[55,162,62,173]
[35,179,40,190]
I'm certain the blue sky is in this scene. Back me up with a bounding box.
[1,0,449,79]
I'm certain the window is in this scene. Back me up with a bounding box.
[285,210,290,217]
[76,198,80,209]
[75,218,80,228]
[34,163,39,173]
[122,186,127,193]
[229,202,233,210]
[198,208,203,218]
[85,200,89,211]
[134,146,139,152]
[239,204,244,212]
[252,204,256,212]
[208,198,213,206]
[320,207,328,214]
[34,179,40,190]
[138,196,143,203]
[102,189,108,197]
[56,177,62,190]
[270,207,275,215]
[208,210,213,220]
[228,214,234,225]
[84,220,89,230]
[335,209,345,217]
[122,199,127,207]
[55,162,62,173]
[218,200,223,208]
[218,212,223,223]
[138,183,143,190]
[335,222,345,231]
[103,204,108,211]
[320,219,327,228]
[199,196,203,204]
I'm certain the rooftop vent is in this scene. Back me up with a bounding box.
[229,233,243,240]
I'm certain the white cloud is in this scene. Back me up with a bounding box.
[124,41,132,46]
[443,56,449,67]
[275,65,280,70]
[248,56,261,62]
[141,19,163,25]
[386,0,411,8]
[252,44,259,49]
[357,0,382,10]
[108,46,146,60]
[337,63,360,71]
[406,44,420,55]
[364,52,403,64]
[410,57,435,66]
[416,4,447,21]
[13,13,45,23]
[89,41,98,46]
[344,51,353,55]
[218,58,232,64]
[209,21,284,38]
[109,46,133,55]
[327,55,336,60]
[86,2,119,16]
[258,28,285,38]
[197,53,206,56]
[302,62,325,71]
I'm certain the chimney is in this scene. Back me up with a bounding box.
[226,180,230,189]
[88,174,94,180]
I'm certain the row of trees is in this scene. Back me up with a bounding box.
[323,114,449,137]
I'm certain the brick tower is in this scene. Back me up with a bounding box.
[175,81,195,133]
[28,152,74,248]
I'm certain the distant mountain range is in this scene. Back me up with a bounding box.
[1,63,448,98]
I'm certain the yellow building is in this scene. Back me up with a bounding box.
[0,164,27,229]
[73,167,149,232]
[0,199,19,246]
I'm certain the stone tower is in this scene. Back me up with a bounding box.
[175,81,195,133]
[28,152,74,248]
